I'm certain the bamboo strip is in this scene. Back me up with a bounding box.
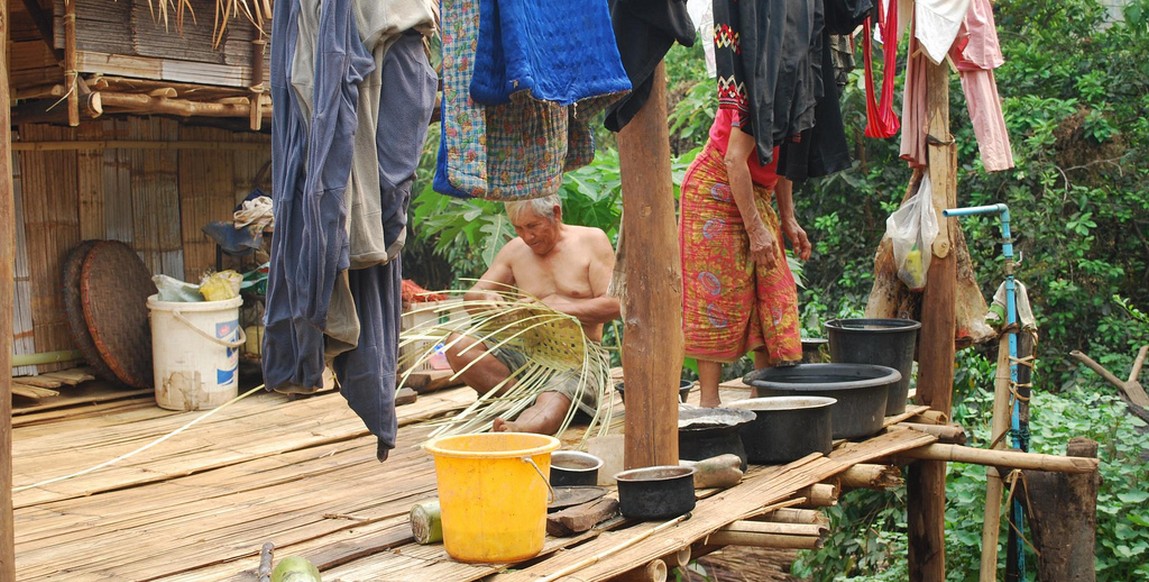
[14,140,269,152]
[11,384,59,399]
[898,443,1099,473]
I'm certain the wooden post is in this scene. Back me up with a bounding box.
[64,0,79,126]
[981,335,1014,581]
[907,56,958,581]
[617,63,682,469]
[2,0,19,575]
[1022,438,1100,581]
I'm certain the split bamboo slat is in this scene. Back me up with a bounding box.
[12,389,154,427]
[76,123,106,239]
[11,153,38,378]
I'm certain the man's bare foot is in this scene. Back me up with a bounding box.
[492,417,519,432]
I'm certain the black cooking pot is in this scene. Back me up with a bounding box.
[549,450,603,487]
[677,407,755,471]
[725,396,836,464]
[615,465,696,521]
[744,363,899,440]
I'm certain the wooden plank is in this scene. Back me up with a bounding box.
[76,51,255,88]
[37,369,96,386]
[10,383,59,399]
[617,62,681,470]
[10,376,63,389]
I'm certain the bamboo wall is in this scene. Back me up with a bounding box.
[11,117,270,375]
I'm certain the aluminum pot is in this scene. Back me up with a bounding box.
[744,363,899,440]
[615,465,696,521]
[549,450,603,487]
[724,396,836,464]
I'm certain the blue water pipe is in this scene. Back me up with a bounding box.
[942,203,1026,580]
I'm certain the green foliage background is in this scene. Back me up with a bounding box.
[403,0,1149,578]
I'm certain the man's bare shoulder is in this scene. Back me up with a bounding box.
[568,225,613,247]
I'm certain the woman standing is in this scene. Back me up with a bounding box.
[679,108,812,407]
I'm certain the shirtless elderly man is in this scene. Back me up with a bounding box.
[444,194,620,435]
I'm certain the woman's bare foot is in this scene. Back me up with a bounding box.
[699,395,722,408]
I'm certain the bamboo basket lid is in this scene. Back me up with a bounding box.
[79,241,158,389]
[62,240,120,384]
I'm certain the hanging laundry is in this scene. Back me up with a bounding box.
[712,0,821,167]
[899,0,1013,171]
[915,0,972,64]
[604,0,697,132]
[470,0,631,106]
[862,0,901,139]
[434,0,627,201]
[265,0,436,462]
[949,0,1014,171]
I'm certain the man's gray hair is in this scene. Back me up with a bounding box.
[505,195,561,222]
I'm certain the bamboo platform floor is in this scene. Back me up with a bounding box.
[12,377,938,581]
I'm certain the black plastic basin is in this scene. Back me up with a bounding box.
[824,318,920,415]
[743,363,900,440]
[725,396,836,464]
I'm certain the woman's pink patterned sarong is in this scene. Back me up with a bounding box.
[679,143,803,364]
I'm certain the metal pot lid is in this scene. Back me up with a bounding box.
[677,405,756,430]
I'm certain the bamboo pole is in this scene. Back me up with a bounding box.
[95,92,270,118]
[909,55,958,582]
[899,443,1098,474]
[658,546,691,571]
[618,62,681,469]
[2,0,18,574]
[839,463,905,490]
[13,141,269,152]
[753,507,827,525]
[901,422,967,444]
[64,0,80,126]
[704,521,825,550]
[980,335,1013,581]
[796,482,838,507]
[611,559,667,582]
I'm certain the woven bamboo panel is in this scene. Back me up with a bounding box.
[17,123,82,374]
[76,123,107,239]
[178,125,239,282]
[11,147,39,377]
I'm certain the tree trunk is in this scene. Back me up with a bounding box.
[1022,438,1100,581]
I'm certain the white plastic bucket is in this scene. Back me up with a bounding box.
[147,294,245,411]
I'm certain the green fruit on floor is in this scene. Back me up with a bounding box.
[271,555,321,582]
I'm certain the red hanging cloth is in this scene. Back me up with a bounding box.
[862,0,901,138]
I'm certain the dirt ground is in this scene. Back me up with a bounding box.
[687,547,805,581]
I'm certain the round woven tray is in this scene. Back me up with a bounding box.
[80,240,158,389]
[61,240,119,383]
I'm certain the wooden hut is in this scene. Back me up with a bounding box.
[7,0,271,378]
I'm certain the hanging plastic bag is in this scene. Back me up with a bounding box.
[885,175,940,291]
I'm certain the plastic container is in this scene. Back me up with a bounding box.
[147,294,245,411]
[824,318,921,415]
[424,432,560,563]
[745,363,899,440]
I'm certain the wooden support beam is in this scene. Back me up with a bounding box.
[897,443,1099,474]
[20,0,62,60]
[981,335,1013,581]
[909,55,958,582]
[2,0,18,575]
[96,91,268,118]
[618,62,682,469]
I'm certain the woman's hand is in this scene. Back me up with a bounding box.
[747,221,779,268]
[781,217,812,261]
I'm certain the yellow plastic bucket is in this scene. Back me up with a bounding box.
[424,432,560,563]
